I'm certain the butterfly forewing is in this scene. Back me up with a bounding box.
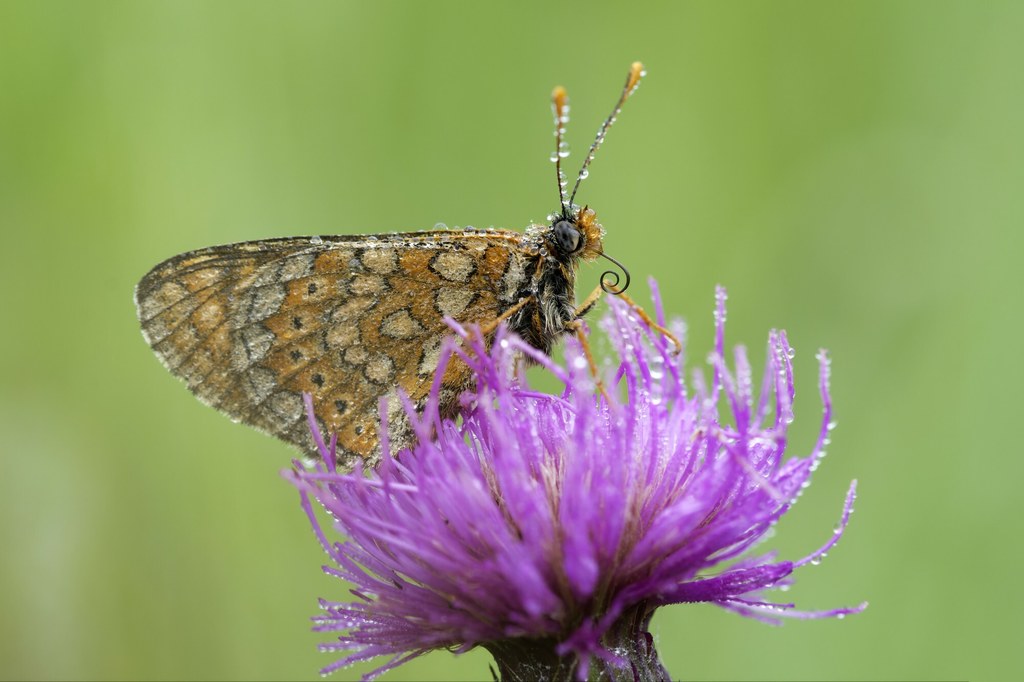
[135,231,530,466]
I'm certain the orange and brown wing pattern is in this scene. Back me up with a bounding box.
[135,231,530,467]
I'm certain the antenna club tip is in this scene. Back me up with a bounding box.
[552,85,568,112]
[627,62,645,91]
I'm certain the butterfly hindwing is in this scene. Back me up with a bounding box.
[135,231,530,465]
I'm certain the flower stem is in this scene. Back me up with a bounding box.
[484,603,670,682]
[484,638,577,682]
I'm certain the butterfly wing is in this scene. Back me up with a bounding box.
[135,231,531,467]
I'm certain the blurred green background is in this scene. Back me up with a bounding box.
[2,1,1020,680]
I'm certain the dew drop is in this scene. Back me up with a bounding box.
[434,222,448,230]
[309,235,323,244]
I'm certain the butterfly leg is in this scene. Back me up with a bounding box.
[478,296,535,336]
[573,284,683,355]
[573,282,605,319]
[617,291,683,355]
[565,318,611,403]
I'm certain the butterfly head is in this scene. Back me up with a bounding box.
[548,205,604,264]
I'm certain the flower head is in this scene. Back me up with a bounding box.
[285,283,865,680]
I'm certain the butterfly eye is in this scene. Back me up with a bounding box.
[553,220,582,254]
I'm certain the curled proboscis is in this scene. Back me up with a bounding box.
[598,252,630,295]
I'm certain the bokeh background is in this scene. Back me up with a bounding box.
[2,2,1020,680]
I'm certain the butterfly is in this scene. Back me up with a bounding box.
[135,62,659,469]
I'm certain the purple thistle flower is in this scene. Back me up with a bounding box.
[284,283,866,681]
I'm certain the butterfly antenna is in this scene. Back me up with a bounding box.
[551,85,570,213]
[568,61,645,208]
